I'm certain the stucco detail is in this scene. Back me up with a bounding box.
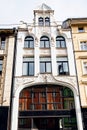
[14,74,78,95]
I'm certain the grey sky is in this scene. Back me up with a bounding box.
[0,0,87,24]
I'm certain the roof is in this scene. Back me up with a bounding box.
[34,3,53,11]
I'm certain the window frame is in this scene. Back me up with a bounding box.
[38,17,44,26]
[56,36,66,48]
[56,57,69,75]
[78,27,84,33]
[40,57,52,73]
[80,41,87,50]
[23,57,34,76]
[40,36,50,48]
[24,36,34,48]
[45,17,50,26]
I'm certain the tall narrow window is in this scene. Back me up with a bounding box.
[56,36,66,48]
[45,17,50,26]
[57,57,69,75]
[23,57,34,76]
[24,36,34,48]
[38,17,44,26]
[0,59,3,75]
[40,36,50,48]
[40,57,51,73]
[1,37,5,49]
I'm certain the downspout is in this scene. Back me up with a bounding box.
[7,28,18,130]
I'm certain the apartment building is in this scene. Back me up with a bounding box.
[0,28,17,130]
[10,4,83,130]
[63,18,87,130]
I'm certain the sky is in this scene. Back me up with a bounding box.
[0,0,87,24]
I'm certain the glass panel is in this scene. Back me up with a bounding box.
[30,41,34,48]
[61,41,66,48]
[0,65,2,72]
[1,37,5,49]
[40,41,44,48]
[63,62,68,73]
[45,41,50,48]
[1,41,5,49]
[23,63,28,75]
[24,41,29,48]
[40,63,45,73]
[57,62,63,74]
[56,41,60,48]
[46,62,51,72]
[81,42,87,50]
[29,62,34,75]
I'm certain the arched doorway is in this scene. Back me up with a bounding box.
[18,84,77,130]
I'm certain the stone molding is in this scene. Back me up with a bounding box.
[14,74,78,95]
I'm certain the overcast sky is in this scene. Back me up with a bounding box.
[0,0,87,24]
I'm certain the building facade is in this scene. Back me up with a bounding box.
[63,18,87,130]
[11,4,83,130]
[0,28,17,130]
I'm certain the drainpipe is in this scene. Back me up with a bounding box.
[7,28,18,130]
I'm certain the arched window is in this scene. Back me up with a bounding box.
[40,36,50,48]
[56,36,66,48]
[24,36,34,48]
[45,17,50,26]
[38,17,44,26]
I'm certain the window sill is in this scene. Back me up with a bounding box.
[22,75,34,77]
[23,48,34,50]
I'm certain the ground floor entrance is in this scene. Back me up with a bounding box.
[18,84,78,130]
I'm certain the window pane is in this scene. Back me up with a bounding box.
[63,62,68,73]
[30,41,34,48]
[61,41,66,48]
[1,37,5,49]
[45,41,50,48]
[57,62,63,74]
[23,63,28,75]
[80,42,87,50]
[24,41,29,48]
[29,63,34,75]
[40,41,44,48]
[0,65,2,71]
[56,41,60,48]
[46,62,51,72]
[40,63,45,73]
